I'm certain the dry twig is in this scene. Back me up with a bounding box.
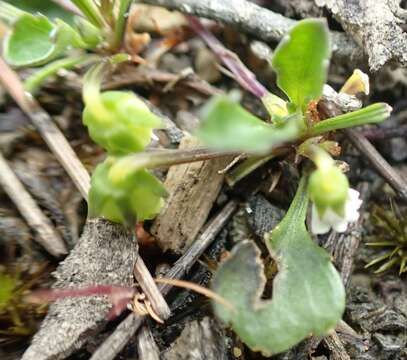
[0,151,67,257]
[141,0,361,62]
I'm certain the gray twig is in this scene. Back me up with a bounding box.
[133,257,171,319]
[137,325,160,360]
[90,200,237,360]
[345,129,407,201]
[141,0,361,62]
[0,151,67,257]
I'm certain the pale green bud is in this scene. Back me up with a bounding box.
[308,166,349,217]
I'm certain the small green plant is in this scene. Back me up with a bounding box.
[196,19,391,355]
[1,3,393,356]
[366,205,407,274]
[0,0,169,225]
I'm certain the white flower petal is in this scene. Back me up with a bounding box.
[311,205,331,234]
[310,188,362,235]
[332,218,349,232]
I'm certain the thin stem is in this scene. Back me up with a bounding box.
[120,148,241,171]
[345,129,407,201]
[25,54,99,94]
[155,278,235,311]
[187,16,269,99]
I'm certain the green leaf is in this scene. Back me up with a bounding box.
[88,158,167,225]
[24,54,98,94]
[3,0,73,23]
[309,103,392,136]
[3,13,88,67]
[196,95,299,154]
[272,19,331,112]
[212,177,345,355]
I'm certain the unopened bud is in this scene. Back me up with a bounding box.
[308,166,349,216]
[340,69,369,96]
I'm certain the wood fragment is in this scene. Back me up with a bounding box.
[137,325,160,360]
[323,331,351,360]
[152,136,232,253]
[162,317,228,360]
[0,151,67,257]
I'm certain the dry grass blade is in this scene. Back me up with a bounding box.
[155,277,235,311]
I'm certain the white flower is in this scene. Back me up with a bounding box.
[311,188,362,235]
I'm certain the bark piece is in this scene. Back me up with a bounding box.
[21,218,138,360]
[162,317,228,360]
[315,0,407,71]
[151,136,231,253]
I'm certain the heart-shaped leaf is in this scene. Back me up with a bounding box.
[212,177,345,355]
[272,19,331,112]
[197,95,299,153]
[3,13,88,67]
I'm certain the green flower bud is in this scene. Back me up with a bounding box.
[83,91,163,155]
[308,166,349,217]
[88,158,167,225]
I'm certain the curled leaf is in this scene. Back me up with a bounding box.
[212,177,345,355]
[3,13,90,67]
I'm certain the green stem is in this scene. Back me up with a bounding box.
[309,103,391,137]
[225,154,275,187]
[83,61,111,121]
[25,54,99,94]
[113,0,132,49]
[71,0,106,28]
[0,1,25,25]
[114,148,240,173]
